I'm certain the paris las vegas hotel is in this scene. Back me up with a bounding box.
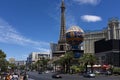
[50,0,120,67]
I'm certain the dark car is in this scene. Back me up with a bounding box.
[52,73,62,78]
[113,72,120,75]
[38,71,42,74]
[105,71,112,75]
[83,73,95,78]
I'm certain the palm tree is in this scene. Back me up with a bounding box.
[64,51,74,73]
[42,58,49,71]
[36,60,42,71]
[36,57,49,72]
[54,51,74,73]
[79,53,97,73]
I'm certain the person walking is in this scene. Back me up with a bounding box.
[5,74,10,80]
[23,74,27,80]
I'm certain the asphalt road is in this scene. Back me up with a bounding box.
[28,71,52,80]
[28,71,120,80]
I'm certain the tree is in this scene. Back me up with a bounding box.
[0,50,6,58]
[0,49,8,72]
[8,63,17,70]
[64,51,74,73]
[35,57,49,72]
[36,60,41,71]
[30,63,37,71]
[54,51,74,73]
[19,65,26,70]
[79,53,97,73]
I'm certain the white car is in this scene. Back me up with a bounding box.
[12,74,19,80]
[44,71,50,73]
[89,73,95,77]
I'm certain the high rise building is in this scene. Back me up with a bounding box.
[83,18,120,54]
[93,18,120,67]
[83,31,105,54]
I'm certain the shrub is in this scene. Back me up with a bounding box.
[113,67,120,75]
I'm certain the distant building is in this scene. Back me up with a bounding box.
[27,52,39,63]
[26,52,50,64]
[15,60,26,66]
[9,57,26,66]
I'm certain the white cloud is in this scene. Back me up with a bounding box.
[81,15,102,22]
[73,0,101,5]
[0,18,50,52]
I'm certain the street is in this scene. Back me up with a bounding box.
[27,71,120,80]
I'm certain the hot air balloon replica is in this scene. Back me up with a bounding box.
[66,26,84,58]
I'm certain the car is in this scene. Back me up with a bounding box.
[12,73,19,80]
[44,70,50,73]
[83,73,95,78]
[105,71,112,75]
[95,71,101,74]
[38,71,42,74]
[113,72,120,75]
[52,73,62,78]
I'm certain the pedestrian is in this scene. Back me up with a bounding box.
[23,75,27,80]
[9,74,13,80]
[5,74,10,80]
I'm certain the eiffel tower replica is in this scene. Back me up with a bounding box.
[58,0,66,51]
[51,0,67,58]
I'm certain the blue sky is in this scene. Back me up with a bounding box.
[0,0,120,60]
